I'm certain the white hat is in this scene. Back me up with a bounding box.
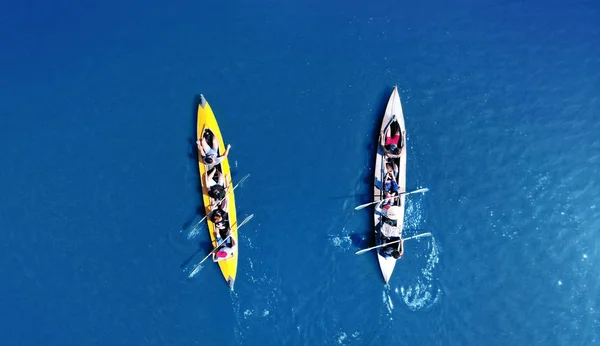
[386,206,401,220]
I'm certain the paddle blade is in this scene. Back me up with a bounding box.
[237,214,254,229]
[403,232,433,241]
[354,248,371,255]
[188,264,204,278]
[236,174,250,188]
[405,187,429,195]
[354,202,373,211]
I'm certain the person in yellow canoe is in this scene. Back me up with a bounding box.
[210,194,228,226]
[213,234,237,262]
[208,191,232,247]
[205,167,229,208]
[196,127,232,168]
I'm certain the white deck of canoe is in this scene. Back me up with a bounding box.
[374,86,406,284]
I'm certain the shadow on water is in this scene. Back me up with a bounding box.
[349,233,368,248]
[188,94,202,161]
[356,87,395,205]
[327,193,369,200]
[179,212,208,233]
[365,86,394,153]
[175,95,208,266]
[188,94,205,203]
[187,138,198,161]
[180,240,214,268]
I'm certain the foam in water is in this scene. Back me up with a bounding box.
[395,236,441,311]
[328,224,357,251]
[232,244,279,329]
[526,173,550,203]
[243,235,253,249]
[187,227,200,239]
[333,330,360,345]
[186,214,211,240]
[400,282,441,311]
[404,198,424,230]
[382,289,394,318]
[185,216,204,239]
[230,290,244,344]
[330,235,352,249]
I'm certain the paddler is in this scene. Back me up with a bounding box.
[213,234,237,262]
[380,171,401,207]
[205,167,229,208]
[383,189,399,206]
[385,160,399,178]
[210,195,231,241]
[380,118,405,158]
[384,174,400,197]
[380,239,403,259]
[376,206,404,260]
[197,127,232,169]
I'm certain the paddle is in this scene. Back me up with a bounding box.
[353,187,429,211]
[354,232,432,255]
[189,214,255,275]
[191,174,250,231]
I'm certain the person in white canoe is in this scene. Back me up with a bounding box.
[375,204,404,259]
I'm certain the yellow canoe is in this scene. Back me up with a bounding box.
[196,95,238,289]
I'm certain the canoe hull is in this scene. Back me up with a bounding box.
[373,86,406,284]
[197,95,238,289]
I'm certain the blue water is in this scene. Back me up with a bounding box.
[1,0,599,345]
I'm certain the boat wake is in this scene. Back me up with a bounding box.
[382,286,395,319]
[230,229,280,342]
[230,290,245,345]
[334,331,362,345]
[378,197,441,313]
[398,236,441,311]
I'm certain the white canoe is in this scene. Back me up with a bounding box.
[373,86,406,284]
